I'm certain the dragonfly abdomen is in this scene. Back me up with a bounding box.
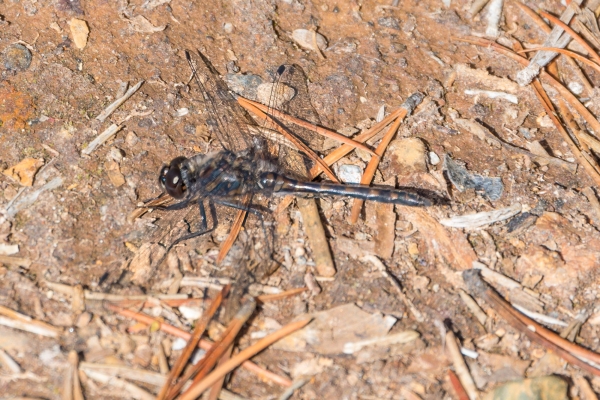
[258,172,431,207]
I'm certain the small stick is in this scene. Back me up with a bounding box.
[157,341,170,375]
[69,351,84,400]
[257,287,308,302]
[459,290,487,326]
[514,2,594,93]
[82,369,154,400]
[469,0,491,17]
[515,0,583,85]
[349,93,423,223]
[239,97,377,157]
[156,288,225,400]
[96,80,144,122]
[174,298,257,399]
[105,303,292,387]
[216,197,249,265]
[463,270,600,374]
[0,305,61,338]
[448,369,471,400]
[178,318,311,400]
[538,10,600,66]
[518,47,600,74]
[574,375,598,400]
[81,124,123,156]
[237,97,338,182]
[207,344,234,400]
[0,349,21,373]
[445,330,478,400]
[79,362,166,386]
[297,197,336,277]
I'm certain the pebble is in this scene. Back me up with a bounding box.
[223,22,233,33]
[256,82,295,108]
[291,29,327,51]
[68,18,89,49]
[386,137,428,175]
[428,151,440,165]
[338,164,362,183]
[3,44,32,72]
[125,131,139,147]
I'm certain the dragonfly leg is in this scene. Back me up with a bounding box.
[214,198,268,217]
[166,200,218,251]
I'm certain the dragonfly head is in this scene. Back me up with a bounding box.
[159,156,188,199]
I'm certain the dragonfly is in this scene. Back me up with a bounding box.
[129,50,436,304]
[157,51,432,247]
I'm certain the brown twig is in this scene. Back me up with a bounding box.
[238,97,377,157]
[448,370,471,400]
[216,208,247,265]
[518,47,600,74]
[347,92,423,223]
[156,288,225,400]
[104,303,292,387]
[237,96,338,182]
[538,10,600,66]
[456,36,600,187]
[256,287,308,302]
[513,1,594,94]
[169,297,256,400]
[179,318,312,400]
[348,112,404,224]
[463,270,600,375]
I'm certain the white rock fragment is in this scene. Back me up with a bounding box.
[256,83,295,108]
[175,108,189,117]
[465,89,518,104]
[567,81,584,95]
[428,151,440,165]
[338,164,362,184]
[68,18,89,49]
[291,29,328,51]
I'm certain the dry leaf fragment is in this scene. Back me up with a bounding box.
[68,18,89,49]
[3,158,44,186]
[127,15,167,33]
[106,161,126,187]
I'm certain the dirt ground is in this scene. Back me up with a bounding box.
[2,0,600,399]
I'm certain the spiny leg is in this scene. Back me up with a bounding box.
[167,199,218,251]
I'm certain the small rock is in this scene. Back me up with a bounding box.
[3,158,44,186]
[338,164,362,184]
[68,18,89,49]
[106,161,125,187]
[291,29,327,51]
[536,114,554,128]
[428,151,440,165]
[378,17,401,30]
[223,22,233,33]
[3,44,32,72]
[256,82,295,108]
[567,81,583,95]
[76,312,93,328]
[386,137,428,175]
[125,131,139,147]
[172,337,187,351]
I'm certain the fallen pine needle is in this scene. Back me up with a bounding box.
[105,303,292,387]
[156,288,225,400]
[179,318,311,400]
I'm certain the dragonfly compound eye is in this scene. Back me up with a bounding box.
[164,166,186,199]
